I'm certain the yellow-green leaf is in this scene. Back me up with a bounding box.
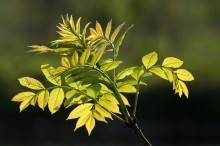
[19,97,33,112]
[93,110,107,123]
[95,104,112,120]
[179,80,189,98]
[38,90,49,111]
[85,112,95,135]
[48,88,64,114]
[120,93,130,106]
[76,17,81,34]
[18,77,44,90]
[41,64,61,86]
[142,52,158,69]
[100,61,122,72]
[162,68,174,82]
[67,103,93,120]
[110,22,125,42]
[90,47,105,65]
[175,69,194,81]
[105,20,112,39]
[131,67,145,80]
[61,57,70,68]
[149,67,168,80]
[80,48,91,65]
[118,85,136,93]
[71,52,78,66]
[12,92,35,102]
[99,96,120,114]
[74,111,91,131]
[116,67,135,80]
[162,57,183,68]
[96,21,103,36]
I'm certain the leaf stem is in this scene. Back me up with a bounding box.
[133,80,140,116]
[132,123,152,146]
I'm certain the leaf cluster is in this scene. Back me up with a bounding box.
[12,15,194,135]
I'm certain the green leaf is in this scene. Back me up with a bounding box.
[37,90,49,111]
[67,103,93,120]
[118,85,136,93]
[71,51,78,66]
[12,92,35,102]
[90,47,105,65]
[149,67,168,80]
[105,20,112,39]
[41,64,61,86]
[175,69,194,81]
[48,88,64,114]
[116,67,136,80]
[80,48,91,65]
[100,61,122,72]
[85,112,95,135]
[61,57,70,68]
[131,67,145,80]
[142,52,158,69]
[18,77,44,90]
[110,22,125,42]
[162,57,183,68]
[86,84,102,98]
[114,25,133,57]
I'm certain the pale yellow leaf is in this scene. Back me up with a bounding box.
[95,104,112,120]
[179,80,189,98]
[93,110,107,123]
[96,21,103,36]
[12,92,35,102]
[67,103,93,120]
[85,112,95,135]
[162,57,183,68]
[61,57,70,68]
[175,69,194,81]
[38,90,49,110]
[149,67,168,80]
[48,88,64,114]
[105,20,112,39]
[120,93,130,106]
[18,77,44,90]
[74,111,91,131]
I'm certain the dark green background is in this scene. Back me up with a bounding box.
[0,0,220,145]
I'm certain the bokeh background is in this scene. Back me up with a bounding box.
[1,0,220,145]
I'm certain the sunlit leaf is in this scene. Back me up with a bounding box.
[95,104,112,120]
[19,97,34,112]
[86,84,102,98]
[12,92,35,102]
[179,80,189,98]
[85,112,95,135]
[93,110,107,123]
[37,90,49,111]
[120,93,130,106]
[99,96,121,114]
[149,67,168,80]
[71,51,78,66]
[75,111,91,131]
[105,20,112,39]
[80,48,91,65]
[110,22,125,42]
[96,21,104,36]
[61,57,70,68]
[162,57,183,68]
[67,103,93,120]
[162,68,174,82]
[41,64,61,86]
[90,47,105,65]
[18,77,44,90]
[48,88,64,114]
[100,61,122,72]
[118,85,136,93]
[175,69,194,81]
[76,17,81,34]
[142,52,158,69]
[116,67,135,80]
[131,67,145,80]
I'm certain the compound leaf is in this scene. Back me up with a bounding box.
[48,88,64,114]
[142,52,158,69]
[18,77,44,90]
[162,57,183,68]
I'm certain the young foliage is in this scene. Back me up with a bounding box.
[12,15,194,146]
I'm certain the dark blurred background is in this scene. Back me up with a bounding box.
[1,0,220,145]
